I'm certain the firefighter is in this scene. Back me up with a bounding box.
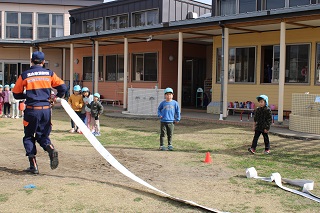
[12,51,67,174]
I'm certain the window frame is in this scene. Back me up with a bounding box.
[217,0,258,15]
[5,11,33,39]
[131,52,158,82]
[83,18,103,33]
[82,55,104,81]
[260,44,311,84]
[105,13,129,30]
[37,13,64,39]
[132,9,159,27]
[284,43,311,84]
[216,0,316,16]
[316,43,320,85]
[105,54,125,81]
[216,46,257,84]
[0,11,2,38]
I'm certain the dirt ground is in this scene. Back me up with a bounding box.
[0,107,319,213]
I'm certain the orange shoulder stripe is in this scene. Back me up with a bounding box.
[12,76,26,94]
[51,73,65,87]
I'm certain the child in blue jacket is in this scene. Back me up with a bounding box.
[157,88,181,151]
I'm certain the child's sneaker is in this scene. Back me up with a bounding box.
[69,128,75,133]
[168,145,173,151]
[159,146,167,151]
[248,147,255,154]
[264,150,270,154]
[15,116,19,119]
[95,132,101,136]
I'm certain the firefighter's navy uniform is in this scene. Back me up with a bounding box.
[12,51,67,174]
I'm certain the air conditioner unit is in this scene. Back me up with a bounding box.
[186,12,198,19]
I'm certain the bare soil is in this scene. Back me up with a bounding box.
[0,108,319,213]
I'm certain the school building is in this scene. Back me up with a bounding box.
[2,0,320,123]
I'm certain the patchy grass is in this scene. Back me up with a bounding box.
[50,108,320,212]
[0,194,9,202]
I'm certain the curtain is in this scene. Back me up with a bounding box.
[220,0,236,15]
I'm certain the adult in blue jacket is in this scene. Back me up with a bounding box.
[12,51,67,174]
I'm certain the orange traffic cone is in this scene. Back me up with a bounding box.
[204,152,212,163]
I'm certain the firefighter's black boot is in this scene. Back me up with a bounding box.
[26,155,39,174]
[46,144,59,170]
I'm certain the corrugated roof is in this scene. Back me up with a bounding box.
[0,0,103,6]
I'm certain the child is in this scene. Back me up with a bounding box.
[0,85,4,116]
[2,84,11,118]
[68,85,84,133]
[9,83,19,118]
[248,94,272,154]
[87,93,104,136]
[157,87,181,151]
[82,87,93,130]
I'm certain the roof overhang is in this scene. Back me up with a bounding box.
[32,4,320,48]
[0,0,103,7]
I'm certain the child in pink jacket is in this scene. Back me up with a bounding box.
[2,85,11,117]
[0,85,4,116]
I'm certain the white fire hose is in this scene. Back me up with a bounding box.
[56,98,226,213]
[246,167,320,203]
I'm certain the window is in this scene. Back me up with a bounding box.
[285,44,310,83]
[220,0,236,15]
[106,55,124,81]
[289,0,311,7]
[266,0,285,10]
[0,12,1,38]
[316,43,320,84]
[106,14,128,30]
[216,47,256,83]
[83,56,103,81]
[217,0,315,15]
[132,9,159,27]
[37,13,64,39]
[261,44,310,84]
[83,18,103,33]
[239,0,257,13]
[6,12,33,39]
[132,53,158,81]
[218,0,257,15]
[261,45,279,83]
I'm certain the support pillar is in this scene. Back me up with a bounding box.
[124,37,128,109]
[177,32,183,109]
[94,40,99,93]
[223,27,229,119]
[278,22,286,124]
[70,43,74,96]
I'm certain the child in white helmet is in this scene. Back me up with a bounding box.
[68,85,84,133]
[9,83,20,118]
[82,87,93,130]
[87,93,104,136]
